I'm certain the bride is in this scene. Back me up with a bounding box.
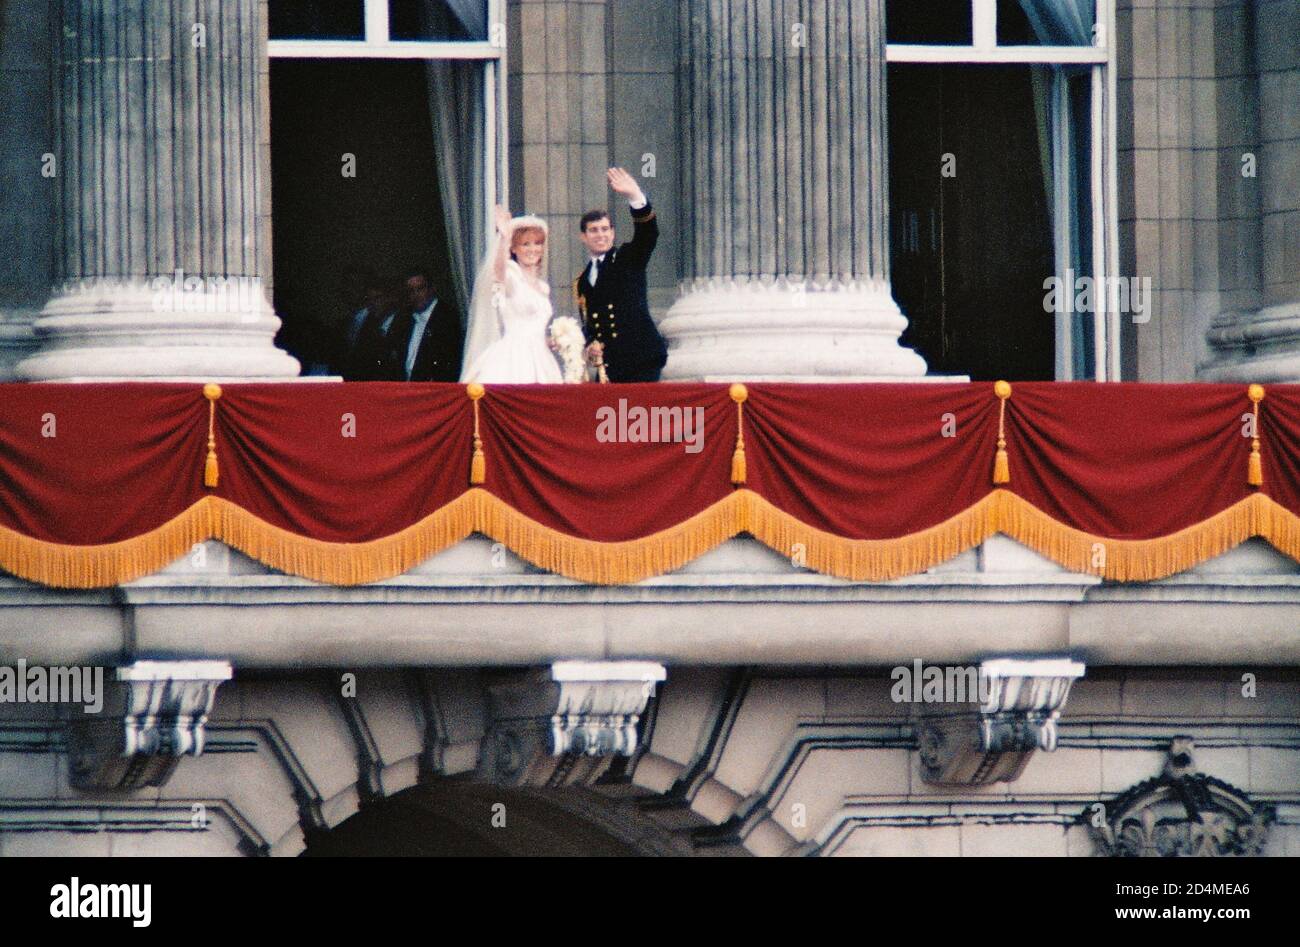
[460,206,564,384]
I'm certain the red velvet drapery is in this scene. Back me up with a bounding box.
[0,382,1294,587]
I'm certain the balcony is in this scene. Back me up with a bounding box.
[2,380,1299,668]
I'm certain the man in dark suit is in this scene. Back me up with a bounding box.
[574,168,667,382]
[384,268,464,382]
[342,278,397,381]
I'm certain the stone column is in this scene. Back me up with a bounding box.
[508,0,610,294]
[16,0,298,381]
[1201,0,1300,382]
[0,1,52,378]
[660,0,925,380]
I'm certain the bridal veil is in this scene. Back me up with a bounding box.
[460,214,550,381]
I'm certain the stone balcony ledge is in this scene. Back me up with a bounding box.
[2,536,1298,668]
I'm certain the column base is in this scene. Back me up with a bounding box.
[659,280,929,381]
[14,279,301,381]
[0,308,40,381]
[1200,302,1300,382]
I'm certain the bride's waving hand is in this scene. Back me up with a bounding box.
[491,204,514,287]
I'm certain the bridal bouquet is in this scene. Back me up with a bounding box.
[549,316,587,383]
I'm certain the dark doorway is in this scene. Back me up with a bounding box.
[303,781,695,857]
[269,59,454,373]
[888,64,1057,381]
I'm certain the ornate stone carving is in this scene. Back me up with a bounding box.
[480,661,665,787]
[549,661,664,756]
[917,658,1085,786]
[1088,738,1274,857]
[68,661,233,791]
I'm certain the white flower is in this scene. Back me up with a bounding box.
[549,316,587,383]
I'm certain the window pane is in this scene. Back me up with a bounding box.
[999,0,1096,46]
[886,0,973,45]
[269,1,365,40]
[269,59,480,377]
[887,63,1057,380]
[390,0,489,41]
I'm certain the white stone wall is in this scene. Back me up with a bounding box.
[3,666,1294,857]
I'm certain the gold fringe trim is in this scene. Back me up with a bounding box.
[4,490,1300,588]
[0,500,218,589]
[741,490,1300,583]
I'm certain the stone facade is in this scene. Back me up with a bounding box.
[0,0,1297,857]
[1,534,1297,856]
[1114,0,1300,381]
[2,658,1295,856]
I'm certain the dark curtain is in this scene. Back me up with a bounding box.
[422,1,489,318]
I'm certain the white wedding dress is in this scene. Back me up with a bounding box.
[461,218,565,384]
[462,261,562,383]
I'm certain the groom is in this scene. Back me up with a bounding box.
[575,168,668,382]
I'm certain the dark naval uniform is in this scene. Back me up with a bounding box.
[574,203,668,382]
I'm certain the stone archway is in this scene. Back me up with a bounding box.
[303,780,695,857]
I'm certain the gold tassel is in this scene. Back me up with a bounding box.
[993,380,1012,485]
[203,383,222,488]
[730,383,748,485]
[731,449,747,485]
[1248,383,1265,487]
[468,382,486,485]
[993,446,1009,485]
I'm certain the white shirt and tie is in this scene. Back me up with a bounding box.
[405,298,438,380]
[587,193,648,287]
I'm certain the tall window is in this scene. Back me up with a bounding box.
[887,0,1119,380]
[267,0,505,371]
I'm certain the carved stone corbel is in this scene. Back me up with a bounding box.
[67,660,233,791]
[917,658,1085,786]
[480,661,666,787]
